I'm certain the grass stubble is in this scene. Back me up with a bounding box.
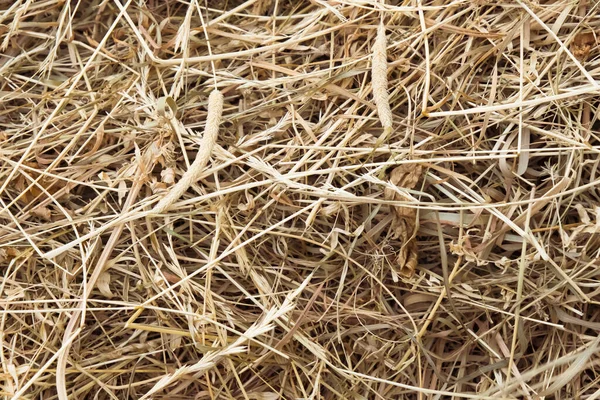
[2,0,600,398]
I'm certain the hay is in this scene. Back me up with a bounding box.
[1,0,600,398]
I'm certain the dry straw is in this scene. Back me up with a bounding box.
[2,1,600,399]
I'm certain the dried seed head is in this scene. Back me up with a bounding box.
[152,90,224,214]
[372,22,392,138]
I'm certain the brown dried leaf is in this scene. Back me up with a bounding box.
[388,164,422,192]
[14,162,59,204]
[31,205,52,220]
[571,31,597,61]
[161,268,182,284]
[384,164,423,277]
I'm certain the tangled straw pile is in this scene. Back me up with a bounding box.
[2,0,600,398]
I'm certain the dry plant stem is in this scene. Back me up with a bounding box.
[426,83,600,117]
[10,327,83,400]
[152,90,224,214]
[115,0,354,66]
[140,274,314,399]
[417,0,431,115]
[54,173,145,400]
[506,189,535,388]
[516,0,598,87]
[0,0,133,214]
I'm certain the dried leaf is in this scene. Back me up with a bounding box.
[571,31,596,61]
[31,205,51,220]
[384,164,423,277]
[97,272,113,298]
[14,162,49,204]
[247,393,279,400]
[161,167,175,184]
[98,172,112,185]
[168,334,182,351]
[161,268,181,284]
